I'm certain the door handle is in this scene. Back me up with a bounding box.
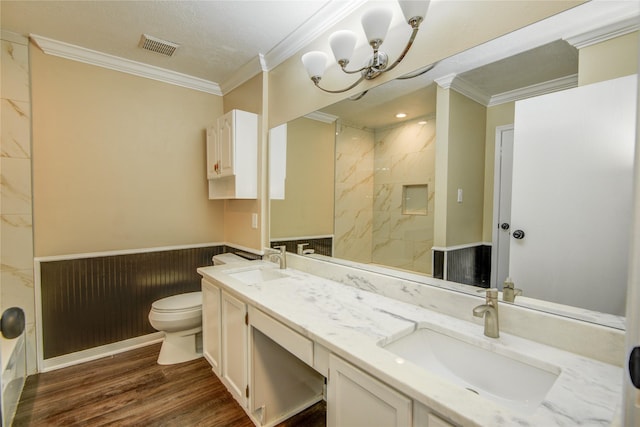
[512,230,525,240]
[500,223,510,230]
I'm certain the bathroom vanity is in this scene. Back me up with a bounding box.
[198,257,622,427]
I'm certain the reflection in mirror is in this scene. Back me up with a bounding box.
[269,2,638,330]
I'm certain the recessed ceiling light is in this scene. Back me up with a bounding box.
[418,120,427,125]
[395,113,407,118]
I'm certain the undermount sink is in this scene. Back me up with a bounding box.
[228,267,288,284]
[382,327,560,414]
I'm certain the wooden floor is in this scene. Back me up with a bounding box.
[13,344,326,427]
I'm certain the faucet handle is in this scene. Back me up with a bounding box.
[297,243,308,255]
[476,287,499,302]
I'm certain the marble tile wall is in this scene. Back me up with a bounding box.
[1,31,36,374]
[334,117,437,274]
[334,123,374,263]
[372,117,436,274]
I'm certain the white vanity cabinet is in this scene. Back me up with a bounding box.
[201,279,221,374]
[248,306,324,426]
[221,290,248,407]
[328,354,412,427]
[207,109,258,199]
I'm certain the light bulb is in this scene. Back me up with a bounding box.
[301,51,328,79]
[329,30,357,65]
[361,8,393,45]
[398,0,430,24]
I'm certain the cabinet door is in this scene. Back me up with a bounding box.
[328,354,411,427]
[222,291,247,407]
[218,112,235,177]
[205,126,219,179]
[202,279,221,375]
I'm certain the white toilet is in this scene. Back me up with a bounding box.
[148,292,203,365]
[148,252,247,365]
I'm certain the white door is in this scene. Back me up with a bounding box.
[510,75,636,315]
[491,125,514,288]
[623,70,640,426]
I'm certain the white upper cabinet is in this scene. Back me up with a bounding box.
[207,109,258,199]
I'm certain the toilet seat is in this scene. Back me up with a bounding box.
[151,292,201,313]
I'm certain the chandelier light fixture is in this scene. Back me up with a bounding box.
[301,0,430,94]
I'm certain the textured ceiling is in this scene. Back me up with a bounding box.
[0,0,331,84]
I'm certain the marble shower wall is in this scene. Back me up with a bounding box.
[372,117,436,274]
[334,124,374,263]
[334,117,436,275]
[1,31,36,374]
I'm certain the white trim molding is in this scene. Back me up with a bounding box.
[565,15,640,49]
[431,242,491,252]
[488,74,579,107]
[261,0,367,72]
[30,34,223,95]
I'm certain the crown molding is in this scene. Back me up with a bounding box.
[565,15,639,49]
[30,34,222,95]
[220,55,265,94]
[488,74,578,107]
[219,0,366,94]
[434,73,490,106]
[262,0,367,71]
[450,76,491,106]
[1,30,28,45]
[436,71,577,108]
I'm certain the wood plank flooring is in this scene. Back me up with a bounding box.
[13,344,326,427]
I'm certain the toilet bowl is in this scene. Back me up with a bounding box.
[148,291,203,365]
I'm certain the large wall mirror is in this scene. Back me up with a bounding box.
[269,1,638,330]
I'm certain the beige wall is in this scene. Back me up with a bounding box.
[222,73,265,250]
[434,89,486,248]
[270,117,334,238]
[578,31,639,86]
[31,46,224,256]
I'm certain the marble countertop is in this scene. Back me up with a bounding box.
[198,261,621,427]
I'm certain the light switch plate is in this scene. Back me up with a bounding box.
[251,213,258,229]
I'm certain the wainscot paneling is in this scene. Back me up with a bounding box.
[39,245,226,359]
[433,245,491,288]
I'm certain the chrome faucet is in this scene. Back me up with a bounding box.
[502,277,522,303]
[296,243,315,255]
[473,288,500,338]
[264,245,287,269]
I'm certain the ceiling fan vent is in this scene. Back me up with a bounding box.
[138,34,179,57]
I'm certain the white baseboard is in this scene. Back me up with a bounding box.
[40,332,164,372]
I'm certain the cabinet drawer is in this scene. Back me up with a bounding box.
[249,306,313,366]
